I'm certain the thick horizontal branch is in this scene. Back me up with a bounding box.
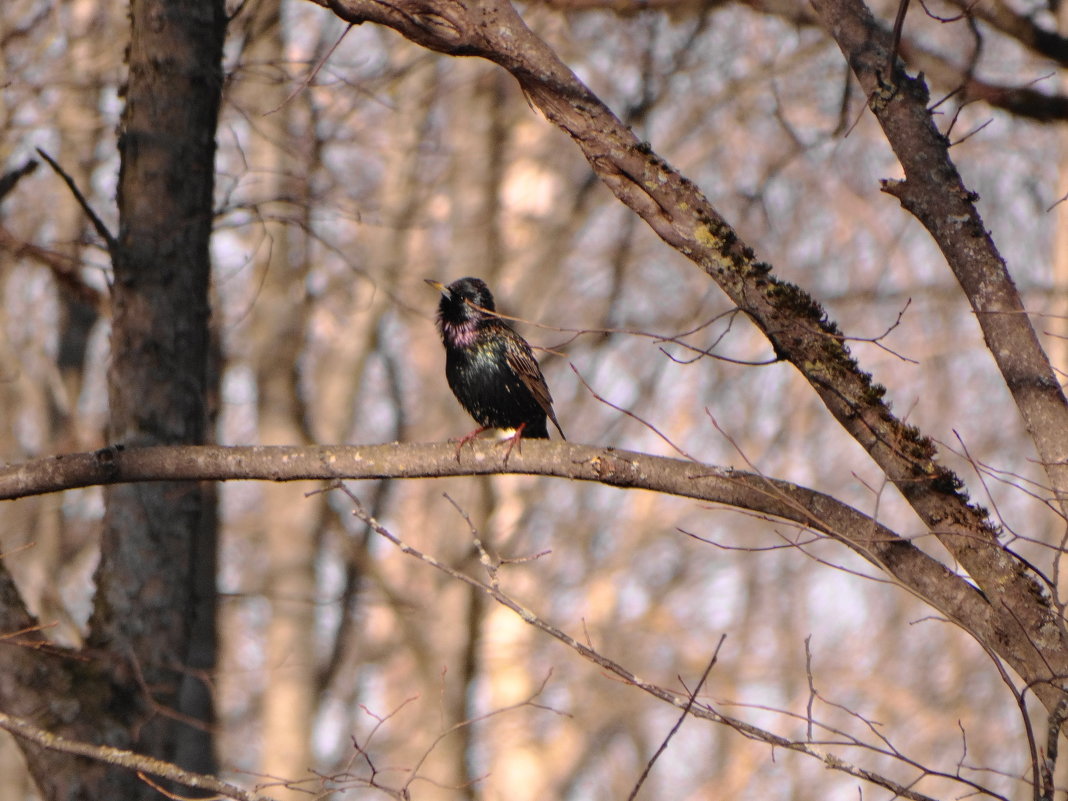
[1,441,994,638]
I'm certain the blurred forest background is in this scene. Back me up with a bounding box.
[2,0,1068,798]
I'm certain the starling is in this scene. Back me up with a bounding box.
[426,277,564,457]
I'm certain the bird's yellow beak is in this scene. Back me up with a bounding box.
[425,279,449,297]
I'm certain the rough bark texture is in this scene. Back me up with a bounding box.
[810,0,1068,511]
[0,1,226,798]
[0,441,1000,641]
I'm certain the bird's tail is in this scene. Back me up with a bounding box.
[548,414,565,441]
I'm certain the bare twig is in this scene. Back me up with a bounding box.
[0,158,37,203]
[265,23,354,115]
[838,297,919,364]
[888,0,910,77]
[400,673,563,796]
[1041,697,1068,801]
[338,486,949,801]
[443,491,498,586]
[988,650,1041,801]
[0,711,277,801]
[805,635,817,741]
[34,148,118,253]
[136,771,225,801]
[915,0,972,22]
[569,363,698,461]
[949,116,993,146]
[627,636,725,801]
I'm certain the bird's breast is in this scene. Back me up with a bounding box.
[440,319,479,349]
[444,339,545,430]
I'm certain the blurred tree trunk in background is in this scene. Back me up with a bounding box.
[1053,0,1068,412]
[231,1,320,794]
[17,0,105,647]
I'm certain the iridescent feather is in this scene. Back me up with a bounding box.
[427,277,564,448]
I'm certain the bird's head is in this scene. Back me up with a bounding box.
[425,277,497,326]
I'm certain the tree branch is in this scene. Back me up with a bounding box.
[896,35,1068,124]
[811,0,1068,510]
[536,0,1068,122]
[810,0,1068,715]
[0,158,37,204]
[35,148,118,254]
[946,0,1068,69]
[0,226,107,310]
[0,441,998,651]
[0,712,279,801]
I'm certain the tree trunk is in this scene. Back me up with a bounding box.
[10,1,226,798]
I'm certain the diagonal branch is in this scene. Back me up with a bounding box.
[627,636,725,801]
[0,226,107,309]
[35,148,118,254]
[0,711,278,801]
[344,488,950,801]
[810,0,1068,710]
[810,0,1068,510]
[0,158,38,204]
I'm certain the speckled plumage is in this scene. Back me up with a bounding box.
[427,277,564,445]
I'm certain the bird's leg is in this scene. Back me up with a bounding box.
[499,423,527,465]
[451,426,489,461]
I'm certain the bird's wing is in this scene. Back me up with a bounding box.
[504,328,566,439]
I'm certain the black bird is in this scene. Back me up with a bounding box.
[426,277,564,457]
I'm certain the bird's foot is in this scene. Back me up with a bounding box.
[451,426,489,462]
[499,423,528,465]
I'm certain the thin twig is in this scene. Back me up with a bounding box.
[570,363,697,461]
[265,23,354,115]
[887,0,910,77]
[949,117,993,147]
[1041,697,1068,801]
[443,491,498,586]
[0,157,37,203]
[805,635,817,741]
[339,485,948,801]
[973,634,1042,801]
[627,635,726,801]
[136,771,226,801]
[35,148,118,253]
[0,711,277,801]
